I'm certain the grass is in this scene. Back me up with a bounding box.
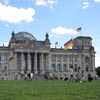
[0,80,100,100]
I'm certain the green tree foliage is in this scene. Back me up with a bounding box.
[96,66,100,77]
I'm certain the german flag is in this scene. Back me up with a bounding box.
[9,56,14,62]
[64,39,74,50]
[76,27,82,32]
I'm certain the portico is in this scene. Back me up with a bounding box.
[15,52,49,74]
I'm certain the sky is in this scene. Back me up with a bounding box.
[0,0,100,67]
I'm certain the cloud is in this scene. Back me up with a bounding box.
[94,0,100,2]
[35,0,47,6]
[35,0,57,8]
[0,42,9,46]
[0,3,35,23]
[48,0,56,4]
[51,26,77,35]
[82,2,89,9]
[48,0,57,8]
[4,42,9,46]
[3,0,9,5]
[5,24,9,27]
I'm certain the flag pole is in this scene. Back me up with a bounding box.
[64,39,74,72]
[72,40,74,72]
[77,27,82,36]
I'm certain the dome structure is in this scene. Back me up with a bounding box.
[15,32,36,41]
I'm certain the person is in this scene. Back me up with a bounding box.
[70,73,74,82]
[15,73,18,80]
[76,72,82,82]
[24,73,27,80]
[30,72,33,80]
[82,75,88,82]
[27,73,30,80]
[64,75,68,81]
[88,74,93,82]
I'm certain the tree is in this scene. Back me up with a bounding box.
[96,66,100,77]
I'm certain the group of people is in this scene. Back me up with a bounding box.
[15,72,34,80]
[65,72,93,82]
[24,72,34,80]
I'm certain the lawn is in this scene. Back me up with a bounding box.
[0,80,100,100]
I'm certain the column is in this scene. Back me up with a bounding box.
[55,55,57,72]
[83,55,86,71]
[40,53,44,73]
[9,51,14,72]
[67,55,69,72]
[14,53,17,72]
[78,53,82,71]
[72,55,74,71]
[61,56,63,72]
[48,54,51,72]
[21,53,25,73]
[1,55,5,71]
[27,53,31,72]
[34,53,37,73]
[46,54,50,72]
[92,55,95,71]
[45,54,47,72]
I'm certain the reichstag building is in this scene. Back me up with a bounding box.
[0,32,96,80]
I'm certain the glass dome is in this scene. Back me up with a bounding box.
[15,32,36,41]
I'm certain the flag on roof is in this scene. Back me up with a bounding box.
[64,39,74,50]
[76,27,82,32]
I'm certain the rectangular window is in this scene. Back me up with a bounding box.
[74,64,77,72]
[52,55,56,62]
[52,64,56,72]
[63,56,67,62]
[0,56,1,61]
[73,55,77,62]
[69,55,73,62]
[63,64,67,72]
[57,56,61,62]
[4,55,8,64]
[0,56,2,71]
[69,64,73,69]
[57,64,61,72]
[86,66,89,72]
[0,64,2,71]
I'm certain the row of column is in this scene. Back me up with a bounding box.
[15,52,50,74]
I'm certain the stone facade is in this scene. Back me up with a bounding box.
[0,32,96,80]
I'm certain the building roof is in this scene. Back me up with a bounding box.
[15,32,36,41]
[75,36,92,40]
